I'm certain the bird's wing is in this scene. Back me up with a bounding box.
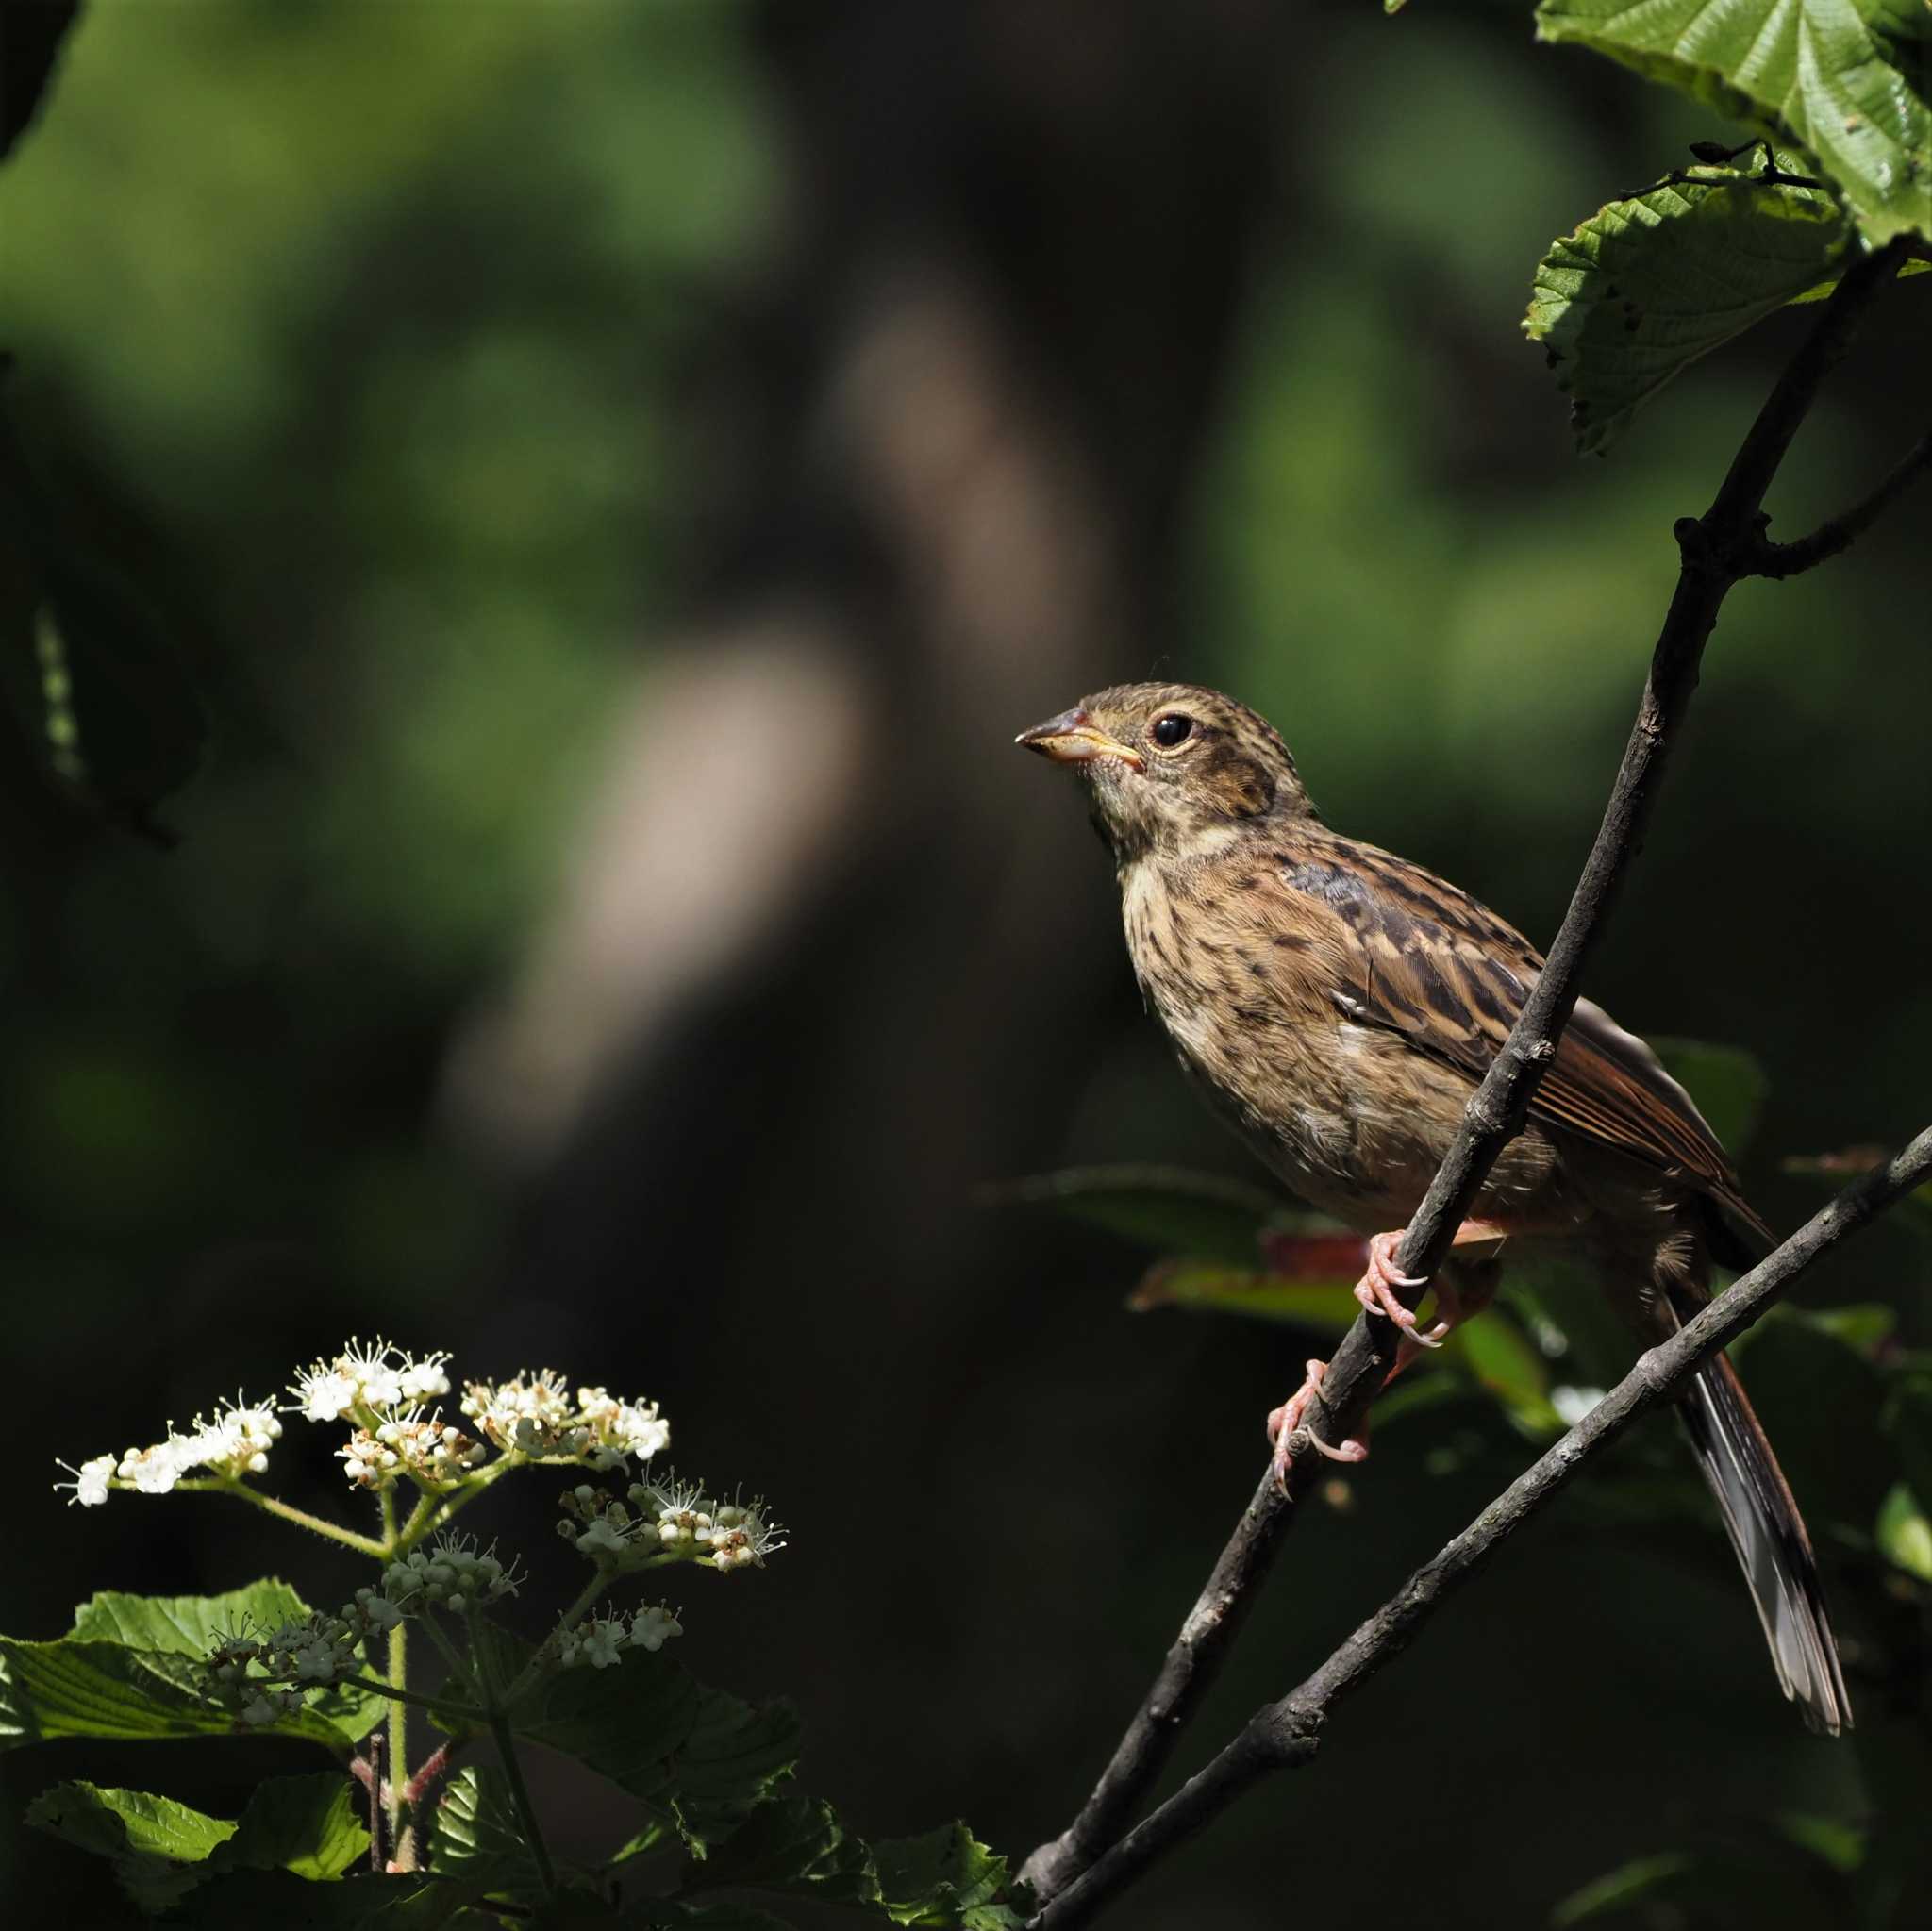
[1268,835,1772,1255]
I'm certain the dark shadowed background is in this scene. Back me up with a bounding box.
[3,2,1929,1925]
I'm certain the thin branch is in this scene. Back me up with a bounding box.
[1019,233,1912,1905]
[170,1478,388,1558]
[1746,425,1932,579]
[1030,1126,1932,1931]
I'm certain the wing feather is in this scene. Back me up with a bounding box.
[1271,834,1771,1257]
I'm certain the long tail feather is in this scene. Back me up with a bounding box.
[1675,1352,1852,1735]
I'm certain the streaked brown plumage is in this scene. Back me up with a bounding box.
[1018,680,1851,1735]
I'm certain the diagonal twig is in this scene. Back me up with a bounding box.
[1029,1125,1932,1930]
[1018,232,1911,1905]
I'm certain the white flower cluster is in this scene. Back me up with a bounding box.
[461,1373,669,1470]
[557,1602,682,1670]
[289,1339,452,1423]
[379,1531,521,1617]
[337,1410,488,1490]
[557,1472,784,1575]
[55,1393,285,1507]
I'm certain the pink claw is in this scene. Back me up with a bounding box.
[1266,1358,1369,1488]
[1352,1230,1449,1349]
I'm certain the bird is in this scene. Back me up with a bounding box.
[1016,679,1851,1735]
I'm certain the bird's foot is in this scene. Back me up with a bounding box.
[1266,1358,1368,1488]
[1352,1230,1456,1348]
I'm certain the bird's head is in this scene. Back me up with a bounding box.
[1015,682,1310,862]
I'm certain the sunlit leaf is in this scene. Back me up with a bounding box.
[431,1766,541,1896]
[0,1582,387,1752]
[983,1165,1279,1265]
[1126,1259,1360,1328]
[1876,1481,1932,1580]
[1524,165,1848,453]
[874,1823,1022,1929]
[25,1780,234,1911]
[1535,0,1932,244]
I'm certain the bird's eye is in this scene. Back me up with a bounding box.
[1150,713,1193,749]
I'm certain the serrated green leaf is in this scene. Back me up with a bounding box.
[679,1792,876,1905]
[982,1164,1279,1265]
[1650,1038,1771,1159]
[431,1765,541,1895]
[26,1780,237,1911]
[1524,166,1848,453]
[668,1686,803,1853]
[519,1650,701,1801]
[1,1583,384,1753]
[26,1770,372,1910]
[1876,1481,1932,1580]
[1536,0,1932,244]
[222,1773,371,1882]
[874,1823,1020,1929]
[149,1866,475,1926]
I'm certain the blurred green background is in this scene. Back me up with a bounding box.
[3,2,1929,1924]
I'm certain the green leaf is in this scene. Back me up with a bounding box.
[26,1780,238,1912]
[1883,1377,1932,1517]
[874,1823,1021,1929]
[1124,1259,1361,1328]
[0,1583,385,1754]
[26,1772,372,1910]
[982,1164,1279,1265]
[222,1773,371,1882]
[431,1765,542,1896]
[150,1867,476,1926]
[630,1905,797,1929]
[518,1650,701,1802]
[1876,1481,1932,1580]
[1650,1039,1772,1160]
[1535,0,1932,244]
[679,1792,876,1905]
[1524,166,1849,453]
[667,1686,804,1853]
[1552,1850,1698,1925]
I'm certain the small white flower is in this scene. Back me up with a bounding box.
[293,1369,358,1424]
[117,1438,190,1496]
[630,1605,682,1653]
[575,1517,627,1561]
[581,1618,625,1669]
[54,1454,116,1507]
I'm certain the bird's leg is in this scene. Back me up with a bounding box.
[1352,1219,1510,1347]
[1266,1357,1368,1484]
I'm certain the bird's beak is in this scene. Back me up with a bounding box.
[1014,708,1144,770]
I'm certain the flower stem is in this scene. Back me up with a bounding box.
[172,1478,387,1557]
[469,1607,557,1895]
[337,1674,488,1723]
[380,1488,408,1859]
[503,1573,608,1706]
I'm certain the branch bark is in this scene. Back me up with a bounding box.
[1018,234,1911,1904]
[1746,424,1932,579]
[1029,1124,1932,1930]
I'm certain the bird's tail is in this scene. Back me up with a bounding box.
[1675,1350,1852,1735]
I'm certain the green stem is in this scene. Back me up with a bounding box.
[503,1573,609,1706]
[414,1606,484,1703]
[335,1674,489,1723]
[172,1478,387,1557]
[469,1607,557,1896]
[380,1489,408,1859]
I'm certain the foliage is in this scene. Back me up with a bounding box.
[6,1340,1019,1927]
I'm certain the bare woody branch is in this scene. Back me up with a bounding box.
[1018,233,1912,1904]
[1746,424,1932,579]
[1029,1124,1932,1931]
